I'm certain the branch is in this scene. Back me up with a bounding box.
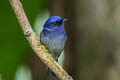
[9,0,73,80]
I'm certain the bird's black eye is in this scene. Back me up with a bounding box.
[50,19,63,25]
[51,22,59,25]
[51,22,58,25]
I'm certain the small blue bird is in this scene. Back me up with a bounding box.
[40,16,67,76]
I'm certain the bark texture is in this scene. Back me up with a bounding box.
[50,0,120,80]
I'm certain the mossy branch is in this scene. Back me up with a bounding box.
[9,0,73,80]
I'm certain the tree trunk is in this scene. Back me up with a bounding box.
[50,0,120,80]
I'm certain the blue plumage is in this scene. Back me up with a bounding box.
[40,16,67,61]
[40,16,67,77]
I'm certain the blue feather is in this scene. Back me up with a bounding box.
[40,16,67,77]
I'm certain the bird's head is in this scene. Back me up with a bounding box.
[43,16,67,31]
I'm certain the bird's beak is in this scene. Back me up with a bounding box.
[62,19,68,23]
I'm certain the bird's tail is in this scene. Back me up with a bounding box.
[47,58,58,78]
[47,68,56,77]
[47,52,64,78]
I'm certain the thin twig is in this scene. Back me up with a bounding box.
[9,0,73,80]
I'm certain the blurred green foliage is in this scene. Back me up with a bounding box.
[0,0,47,80]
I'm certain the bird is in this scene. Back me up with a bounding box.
[40,16,67,77]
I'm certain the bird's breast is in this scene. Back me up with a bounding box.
[40,30,67,57]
